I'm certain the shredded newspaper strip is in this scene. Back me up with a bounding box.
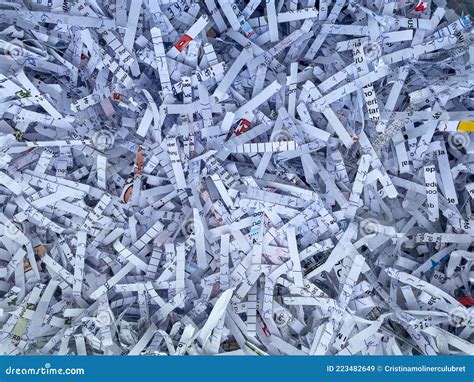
[0,0,473,356]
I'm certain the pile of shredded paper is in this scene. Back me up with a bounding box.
[0,0,473,355]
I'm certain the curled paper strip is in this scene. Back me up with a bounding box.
[0,0,473,356]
